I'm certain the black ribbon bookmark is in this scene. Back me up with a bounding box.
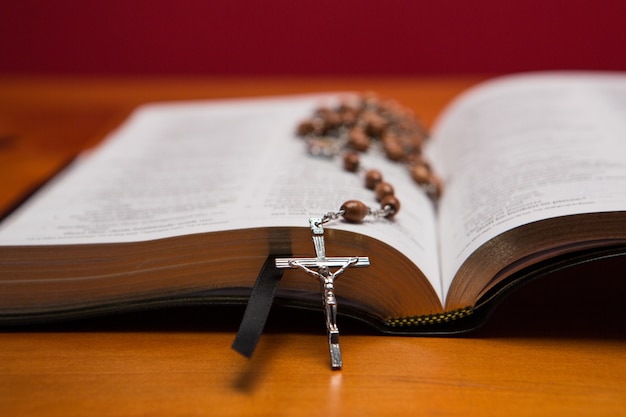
[232,255,286,358]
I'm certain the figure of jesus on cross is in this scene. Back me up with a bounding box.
[275,217,370,370]
[290,258,358,344]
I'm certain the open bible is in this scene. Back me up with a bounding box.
[1,72,625,333]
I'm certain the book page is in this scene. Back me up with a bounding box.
[0,95,443,300]
[427,72,626,302]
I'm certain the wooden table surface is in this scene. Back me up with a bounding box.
[1,77,625,417]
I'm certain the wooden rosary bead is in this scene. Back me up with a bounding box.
[317,107,341,128]
[374,181,394,201]
[340,200,370,223]
[348,127,370,151]
[364,169,383,190]
[382,133,405,161]
[428,174,443,199]
[361,111,387,137]
[343,151,360,172]
[297,119,315,136]
[339,106,358,125]
[380,195,401,218]
[398,134,422,155]
[410,163,431,185]
[405,153,427,167]
[408,132,425,149]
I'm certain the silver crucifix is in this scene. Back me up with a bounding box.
[275,217,370,370]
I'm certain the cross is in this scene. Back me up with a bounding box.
[275,217,370,370]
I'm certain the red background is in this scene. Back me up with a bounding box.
[1,0,625,76]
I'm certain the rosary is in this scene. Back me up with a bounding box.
[275,94,442,369]
[232,94,440,369]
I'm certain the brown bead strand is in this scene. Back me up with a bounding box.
[339,150,400,222]
[297,93,441,222]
